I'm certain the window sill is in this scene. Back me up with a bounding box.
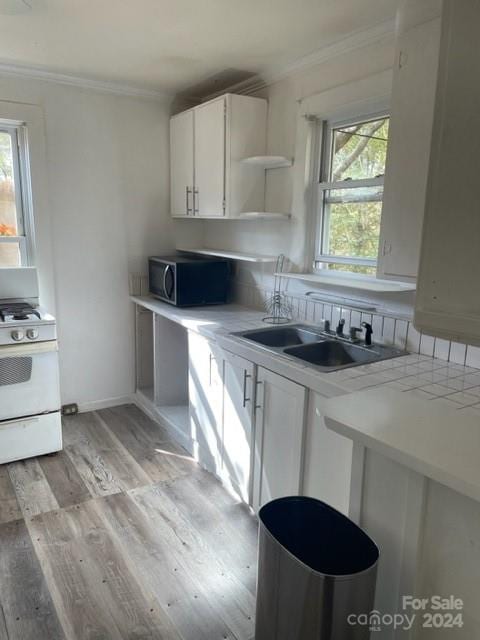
[275,271,416,293]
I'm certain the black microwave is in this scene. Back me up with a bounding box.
[148,255,230,306]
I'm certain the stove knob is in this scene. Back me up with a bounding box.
[26,329,39,340]
[11,330,24,342]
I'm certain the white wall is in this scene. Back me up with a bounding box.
[0,75,179,409]
[200,36,400,309]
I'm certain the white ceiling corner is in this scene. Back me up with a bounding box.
[0,1,398,99]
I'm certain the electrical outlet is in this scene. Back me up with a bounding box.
[62,403,78,416]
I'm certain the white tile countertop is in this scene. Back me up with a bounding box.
[323,387,480,503]
[132,297,480,411]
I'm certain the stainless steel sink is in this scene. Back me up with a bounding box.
[284,340,378,367]
[231,324,406,372]
[240,325,321,348]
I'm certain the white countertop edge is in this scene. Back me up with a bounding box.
[131,296,368,398]
[324,388,480,503]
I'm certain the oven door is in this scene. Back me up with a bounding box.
[149,259,176,304]
[0,341,60,423]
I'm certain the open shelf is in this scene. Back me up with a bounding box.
[277,272,417,293]
[177,247,277,263]
[137,387,154,404]
[240,155,293,169]
[156,405,190,434]
[174,212,291,220]
[236,212,291,220]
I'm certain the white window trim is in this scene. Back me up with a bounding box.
[0,120,36,266]
[313,110,389,273]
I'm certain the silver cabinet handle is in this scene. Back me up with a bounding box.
[193,188,199,215]
[186,186,193,215]
[242,371,251,407]
[254,379,263,410]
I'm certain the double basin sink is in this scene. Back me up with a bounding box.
[232,324,406,373]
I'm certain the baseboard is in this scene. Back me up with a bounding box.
[77,395,134,413]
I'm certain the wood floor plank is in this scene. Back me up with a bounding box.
[97,405,197,483]
[129,482,256,639]
[159,472,258,594]
[116,403,171,440]
[62,412,151,497]
[94,492,240,640]
[38,451,92,509]
[26,500,182,640]
[0,466,22,524]
[5,406,260,640]
[8,459,59,518]
[0,519,66,640]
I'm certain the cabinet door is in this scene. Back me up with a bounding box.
[188,333,223,475]
[415,0,480,345]
[302,391,353,515]
[194,98,225,217]
[222,351,255,503]
[170,110,194,217]
[377,16,441,280]
[253,367,307,510]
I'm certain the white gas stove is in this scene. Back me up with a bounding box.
[0,268,62,464]
[0,302,57,345]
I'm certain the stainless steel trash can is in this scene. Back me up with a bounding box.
[255,496,379,640]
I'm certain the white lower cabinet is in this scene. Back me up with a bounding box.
[221,351,255,503]
[188,335,255,503]
[252,366,307,511]
[188,334,308,511]
[302,391,353,515]
[188,332,223,475]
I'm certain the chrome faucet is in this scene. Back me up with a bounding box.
[349,326,363,342]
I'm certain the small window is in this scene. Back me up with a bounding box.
[315,115,390,275]
[0,123,33,267]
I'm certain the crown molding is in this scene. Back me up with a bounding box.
[203,18,396,100]
[0,61,172,101]
[0,17,396,103]
[271,18,396,81]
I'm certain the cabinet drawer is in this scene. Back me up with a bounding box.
[0,412,62,465]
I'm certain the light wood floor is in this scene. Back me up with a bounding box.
[0,404,258,640]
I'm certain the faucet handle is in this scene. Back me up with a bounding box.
[319,319,331,333]
[361,322,373,346]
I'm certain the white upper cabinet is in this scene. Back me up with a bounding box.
[170,109,194,218]
[415,0,480,345]
[170,93,267,218]
[378,9,441,280]
[194,98,226,217]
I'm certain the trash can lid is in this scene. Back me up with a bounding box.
[259,496,379,577]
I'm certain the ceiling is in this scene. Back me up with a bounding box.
[0,0,398,95]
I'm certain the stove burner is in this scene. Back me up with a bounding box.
[0,302,41,322]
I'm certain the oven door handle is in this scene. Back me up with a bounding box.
[0,340,58,358]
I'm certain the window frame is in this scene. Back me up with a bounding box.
[0,120,35,267]
[314,110,390,274]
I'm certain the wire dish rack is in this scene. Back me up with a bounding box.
[263,255,293,324]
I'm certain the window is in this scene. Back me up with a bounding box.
[0,123,33,267]
[315,114,390,275]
